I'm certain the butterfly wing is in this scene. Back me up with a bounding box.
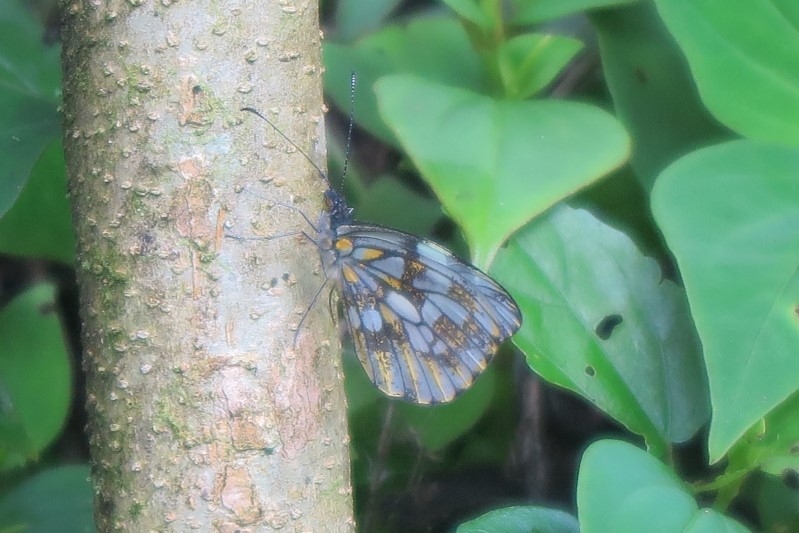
[332,224,521,404]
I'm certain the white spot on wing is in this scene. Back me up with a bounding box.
[413,268,452,293]
[421,300,442,325]
[405,322,427,352]
[361,308,382,332]
[385,291,421,323]
[427,292,469,325]
[367,256,405,278]
[416,241,451,265]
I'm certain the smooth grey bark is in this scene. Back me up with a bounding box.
[61,0,353,530]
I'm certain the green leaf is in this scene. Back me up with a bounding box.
[651,140,799,462]
[510,0,638,25]
[756,394,799,477]
[375,75,630,267]
[0,140,75,263]
[0,388,34,468]
[498,33,584,99]
[688,514,752,533]
[592,2,730,189]
[755,473,799,532]
[457,505,579,533]
[719,391,799,487]
[655,0,799,145]
[493,205,709,450]
[347,175,443,238]
[332,0,403,42]
[0,465,95,533]
[0,1,62,217]
[441,0,494,29]
[396,362,497,452]
[0,283,71,470]
[324,17,485,145]
[325,124,444,238]
[577,440,751,533]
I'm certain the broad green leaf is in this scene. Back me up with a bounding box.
[0,465,95,533]
[686,513,752,533]
[0,385,34,467]
[577,440,751,533]
[0,283,71,470]
[755,473,799,533]
[498,33,584,100]
[592,2,730,189]
[441,0,494,29]
[457,506,579,533]
[327,120,474,269]
[655,0,799,145]
[325,129,444,238]
[578,440,691,531]
[757,394,799,477]
[717,391,799,495]
[324,17,485,145]
[346,175,442,238]
[772,0,799,23]
[0,140,75,263]
[332,0,403,42]
[375,75,629,267]
[0,1,62,216]
[396,361,497,452]
[572,167,663,261]
[510,0,638,25]
[493,205,708,450]
[651,140,799,462]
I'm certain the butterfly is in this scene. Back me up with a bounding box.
[242,108,522,404]
[317,187,522,403]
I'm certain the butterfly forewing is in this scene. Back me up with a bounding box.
[327,222,522,404]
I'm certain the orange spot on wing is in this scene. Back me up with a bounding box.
[341,264,360,283]
[360,248,384,260]
[335,237,353,253]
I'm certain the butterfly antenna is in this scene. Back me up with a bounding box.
[240,107,329,185]
[339,72,356,192]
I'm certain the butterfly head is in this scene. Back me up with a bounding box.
[324,188,354,227]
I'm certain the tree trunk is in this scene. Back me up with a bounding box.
[61,1,353,530]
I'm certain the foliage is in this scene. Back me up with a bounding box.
[2,0,798,531]
[0,2,89,530]
[0,465,93,533]
[325,0,798,531]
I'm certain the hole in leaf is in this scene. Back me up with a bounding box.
[783,469,799,490]
[595,314,623,340]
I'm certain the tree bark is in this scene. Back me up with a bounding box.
[61,0,353,530]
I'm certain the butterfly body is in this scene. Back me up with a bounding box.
[316,188,521,404]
